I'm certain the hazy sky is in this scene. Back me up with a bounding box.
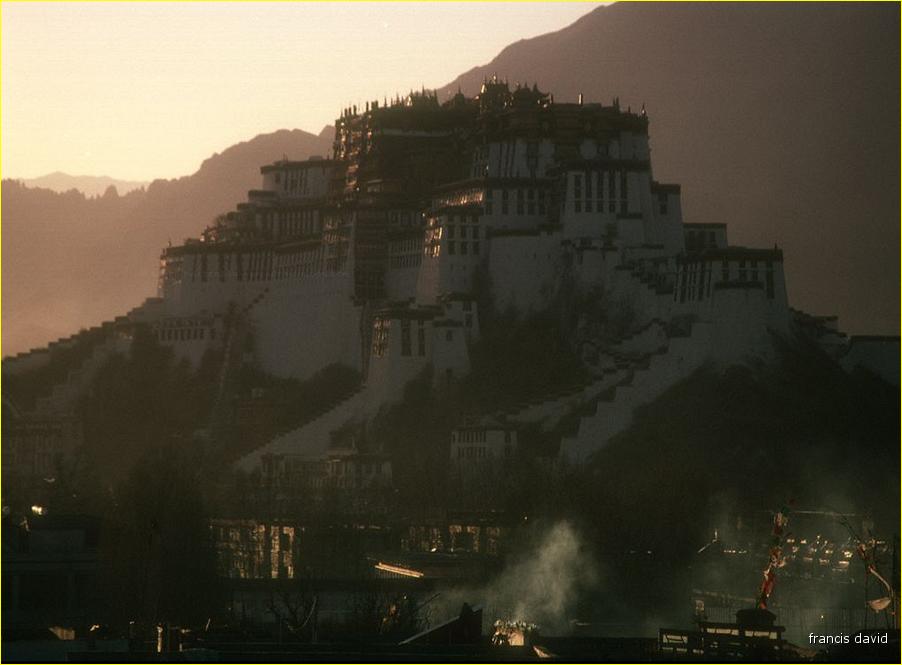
[2,2,599,181]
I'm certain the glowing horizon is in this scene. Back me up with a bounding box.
[1,2,601,182]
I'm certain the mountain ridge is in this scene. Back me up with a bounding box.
[15,172,149,197]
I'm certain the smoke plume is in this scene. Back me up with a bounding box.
[435,521,599,635]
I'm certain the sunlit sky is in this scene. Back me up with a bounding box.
[2,2,600,181]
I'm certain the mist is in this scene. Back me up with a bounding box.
[434,521,600,635]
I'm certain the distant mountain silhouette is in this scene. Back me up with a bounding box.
[2,128,332,355]
[439,2,899,338]
[17,172,149,197]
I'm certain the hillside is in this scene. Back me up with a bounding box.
[439,2,900,338]
[2,127,333,355]
[571,344,900,555]
[528,340,901,633]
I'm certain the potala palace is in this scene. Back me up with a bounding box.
[7,79,883,496]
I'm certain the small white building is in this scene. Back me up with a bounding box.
[367,304,472,399]
[1,413,82,486]
[260,446,392,494]
[449,416,519,467]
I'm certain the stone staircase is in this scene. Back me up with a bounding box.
[4,324,104,378]
[2,297,163,373]
[559,325,707,463]
[125,296,165,323]
[501,368,628,432]
[241,288,270,317]
[3,298,168,413]
[206,288,272,447]
[33,330,132,414]
[610,261,676,328]
[609,317,668,355]
[234,385,371,472]
[498,315,677,437]
[216,287,270,394]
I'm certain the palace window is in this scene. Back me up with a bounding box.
[574,174,583,213]
[401,319,411,357]
[372,319,389,358]
[501,189,509,214]
[616,171,626,213]
[526,140,538,175]
[516,189,524,215]
[425,224,442,258]
[417,323,426,356]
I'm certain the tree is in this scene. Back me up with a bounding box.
[99,444,224,629]
[264,575,319,641]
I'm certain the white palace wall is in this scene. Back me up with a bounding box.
[250,272,363,381]
[385,264,421,302]
[162,270,266,316]
[487,232,562,314]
